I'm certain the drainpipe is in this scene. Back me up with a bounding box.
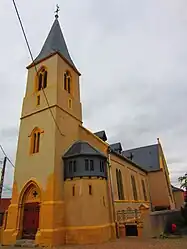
[146,176,154,212]
[107,147,119,238]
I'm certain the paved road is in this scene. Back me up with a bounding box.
[1,238,187,249]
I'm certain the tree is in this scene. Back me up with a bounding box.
[178,173,187,189]
[178,173,187,208]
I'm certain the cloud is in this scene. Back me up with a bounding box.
[0,0,187,197]
[0,127,18,141]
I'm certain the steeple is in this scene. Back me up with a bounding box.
[28,15,80,74]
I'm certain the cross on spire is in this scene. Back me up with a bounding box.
[55,4,60,19]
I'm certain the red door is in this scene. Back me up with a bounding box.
[22,202,40,240]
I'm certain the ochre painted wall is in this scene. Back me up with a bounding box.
[111,154,148,202]
[148,171,173,209]
[3,54,82,246]
[173,191,184,210]
[79,127,150,219]
[64,178,110,227]
[63,177,114,244]
[158,141,175,209]
[2,45,175,247]
[79,126,108,154]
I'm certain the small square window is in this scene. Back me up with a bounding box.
[89,185,92,195]
[37,95,40,105]
[68,99,72,109]
[72,185,75,196]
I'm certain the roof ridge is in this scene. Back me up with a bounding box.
[123,143,158,152]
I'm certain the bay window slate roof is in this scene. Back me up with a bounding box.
[122,144,160,172]
[94,130,107,142]
[32,18,79,74]
[63,141,106,158]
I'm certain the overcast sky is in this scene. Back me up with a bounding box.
[0,0,187,197]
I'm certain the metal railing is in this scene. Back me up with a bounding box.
[116,209,141,223]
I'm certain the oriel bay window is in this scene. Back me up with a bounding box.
[84,159,94,171]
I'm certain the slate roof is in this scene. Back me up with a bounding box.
[110,142,122,153]
[31,18,79,74]
[63,141,106,158]
[94,130,107,142]
[122,144,160,172]
[171,185,184,192]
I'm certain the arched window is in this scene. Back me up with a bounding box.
[118,170,124,200]
[116,169,124,200]
[64,71,71,93]
[141,179,148,201]
[30,128,43,154]
[37,68,48,91]
[131,175,138,201]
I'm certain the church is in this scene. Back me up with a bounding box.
[1,14,181,246]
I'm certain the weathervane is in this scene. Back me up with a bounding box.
[55,4,60,19]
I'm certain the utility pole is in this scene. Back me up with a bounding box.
[0,157,7,201]
[185,173,187,208]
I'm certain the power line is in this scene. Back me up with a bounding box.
[12,0,65,137]
[0,145,15,168]
[3,186,12,192]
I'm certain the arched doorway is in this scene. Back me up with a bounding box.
[20,182,41,240]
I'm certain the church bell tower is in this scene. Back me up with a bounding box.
[3,12,82,246]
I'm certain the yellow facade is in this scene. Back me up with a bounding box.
[1,16,174,246]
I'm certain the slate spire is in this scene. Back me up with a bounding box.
[31,16,79,74]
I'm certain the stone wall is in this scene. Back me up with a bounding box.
[143,209,185,238]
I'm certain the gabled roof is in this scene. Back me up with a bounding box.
[111,150,148,173]
[123,144,160,172]
[171,185,184,192]
[94,130,107,142]
[29,17,79,74]
[63,141,106,158]
[110,142,122,153]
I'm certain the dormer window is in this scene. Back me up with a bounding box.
[64,71,71,94]
[37,67,48,91]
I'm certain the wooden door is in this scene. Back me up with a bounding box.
[22,202,40,240]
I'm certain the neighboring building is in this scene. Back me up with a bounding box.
[0,199,11,213]
[171,185,184,209]
[0,199,11,226]
[123,139,175,211]
[184,190,187,201]
[1,14,174,247]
